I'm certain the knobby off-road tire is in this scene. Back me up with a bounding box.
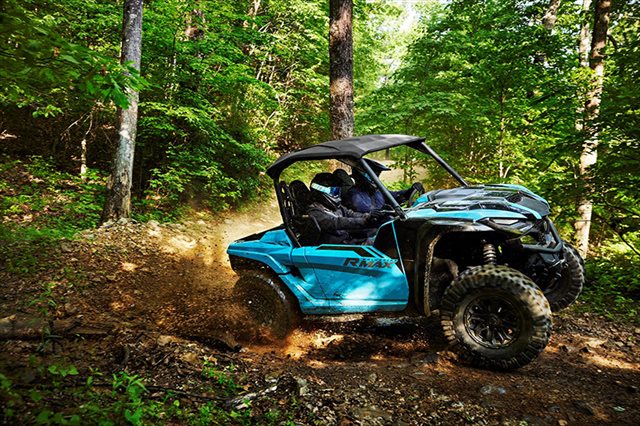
[233,270,300,339]
[543,242,585,312]
[440,265,551,370]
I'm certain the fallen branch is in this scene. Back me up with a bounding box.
[0,316,112,341]
[225,384,278,410]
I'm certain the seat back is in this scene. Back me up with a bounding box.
[277,181,296,225]
[278,180,320,246]
[289,180,311,216]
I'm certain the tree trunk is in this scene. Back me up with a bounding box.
[329,0,354,140]
[498,87,506,178]
[542,0,561,30]
[578,0,593,68]
[574,0,593,142]
[102,0,143,223]
[249,0,261,17]
[80,110,93,180]
[574,0,611,257]
[574,0,593,132]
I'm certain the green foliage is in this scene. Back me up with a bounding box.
[201,360,239,396]
[0,360,272,425]
[353,0,408,99]
[131,0,333,208]
[140,102,269,209]
[0,373,19,420]
[356,0,640,318]
[0,156,105,235]
[360,0,581,191]
[590,0,640,255]
[0,156,105,275]
[110,372,148,425]
[0,0,637,323]
[0,0,142,113]
[28,282,58,320]
[581,253,640,323]
[1,0,338,211]
[280,160,332,184]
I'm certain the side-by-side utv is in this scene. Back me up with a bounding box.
[227,134,584,369]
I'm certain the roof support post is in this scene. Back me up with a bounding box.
[420,142,468,186]
[359,159,407,219]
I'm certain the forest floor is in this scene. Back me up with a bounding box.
[1,200,639,425]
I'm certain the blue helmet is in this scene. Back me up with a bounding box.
[310,173,342,209]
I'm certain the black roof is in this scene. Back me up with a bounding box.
[266,134,425,179]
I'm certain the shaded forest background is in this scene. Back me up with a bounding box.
[1,0,639,318]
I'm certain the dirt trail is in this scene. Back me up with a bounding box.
[1,201,639,425]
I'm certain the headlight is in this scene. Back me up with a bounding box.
[492,219,519,226]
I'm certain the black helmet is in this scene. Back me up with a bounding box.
[310,173,342,210]
[351,158,390,193]
[362,158,391,176]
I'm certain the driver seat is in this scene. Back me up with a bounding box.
[278,180,321,246]
[289,180,311,216]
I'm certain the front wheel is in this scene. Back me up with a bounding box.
[233,271,299,339]
[440,265,551,370]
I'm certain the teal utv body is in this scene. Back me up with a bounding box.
[227,135,584,369]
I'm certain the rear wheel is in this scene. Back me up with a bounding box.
[440,265,551,370]
[233,271,299,339]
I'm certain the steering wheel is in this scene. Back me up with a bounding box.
[405,184,426,207]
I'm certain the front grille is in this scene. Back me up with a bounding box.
[532,219,547,244]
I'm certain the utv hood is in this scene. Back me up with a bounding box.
[411,184,550,220]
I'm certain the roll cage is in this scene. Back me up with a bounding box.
[269,134,468,247]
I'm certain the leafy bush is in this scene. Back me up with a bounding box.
[0,360,263,425]
[0,156,107,275]
[581,252,640,323]
[0,156,105,235]
[140,102,271,210]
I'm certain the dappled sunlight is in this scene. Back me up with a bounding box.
[547,333,638,371]
[582,353,639,371]
[1,0,638,421]
[121,262,138,272]
[0,130,17,140]
[580,336,608,348]
[369,354,387,361]
[242,315,448,365]
[109,301,126,311]
[146,226,162,238]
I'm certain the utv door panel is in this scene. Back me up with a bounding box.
[290,248,329,299]
[302,245,409,312]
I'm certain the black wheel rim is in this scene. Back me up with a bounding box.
[463,295,523,349]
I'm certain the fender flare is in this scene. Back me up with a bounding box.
[228,251,290,275]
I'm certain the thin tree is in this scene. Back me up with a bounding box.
[578,0,593,68]
[575,0,611,257]
[329,0,354,140]
[542,0,561,30]
[102,0,144,222]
